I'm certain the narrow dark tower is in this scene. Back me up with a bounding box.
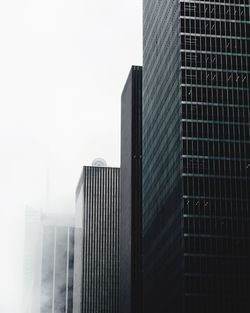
[143,1,250,313]
[74,162,120,313]
[120,66,143,313]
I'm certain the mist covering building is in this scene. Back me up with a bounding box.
[143,1,250,313]
[23,210,75,313]
[120,66,143,313]
[23,208,43,313]
[41,215,74,313]
[74,163,120,313]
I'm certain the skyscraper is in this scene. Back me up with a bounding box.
[41,215,75,313]
[120,66,143,313]
[74,162,120,313]
[23,210,75,313]
[143,1,250,313]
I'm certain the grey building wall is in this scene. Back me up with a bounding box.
[72,228,83,313]
[73,176,84,313]
[40,224,74,313]
[74,166,120,313]
[120,66,142,313]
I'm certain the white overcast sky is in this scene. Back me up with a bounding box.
[0,1,142,312]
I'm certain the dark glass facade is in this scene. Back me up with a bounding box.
[143,1,250,313]
[120,66,143,313]
[75,166,120,313]
[41,225,74,313]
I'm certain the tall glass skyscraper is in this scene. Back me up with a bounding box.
[143,1,250,313]
[74,164,120,313]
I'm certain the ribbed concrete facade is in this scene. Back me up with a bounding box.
[74,166,120,313]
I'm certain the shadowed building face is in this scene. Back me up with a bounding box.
[120,66,143,313]
[143,1,250,312]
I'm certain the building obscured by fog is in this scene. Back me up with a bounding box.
[23,209,75,313]
[23,208,43,313]
[41,215,74,313]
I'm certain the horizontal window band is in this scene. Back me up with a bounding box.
[181,15,250,24]
[180,49,250,57]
